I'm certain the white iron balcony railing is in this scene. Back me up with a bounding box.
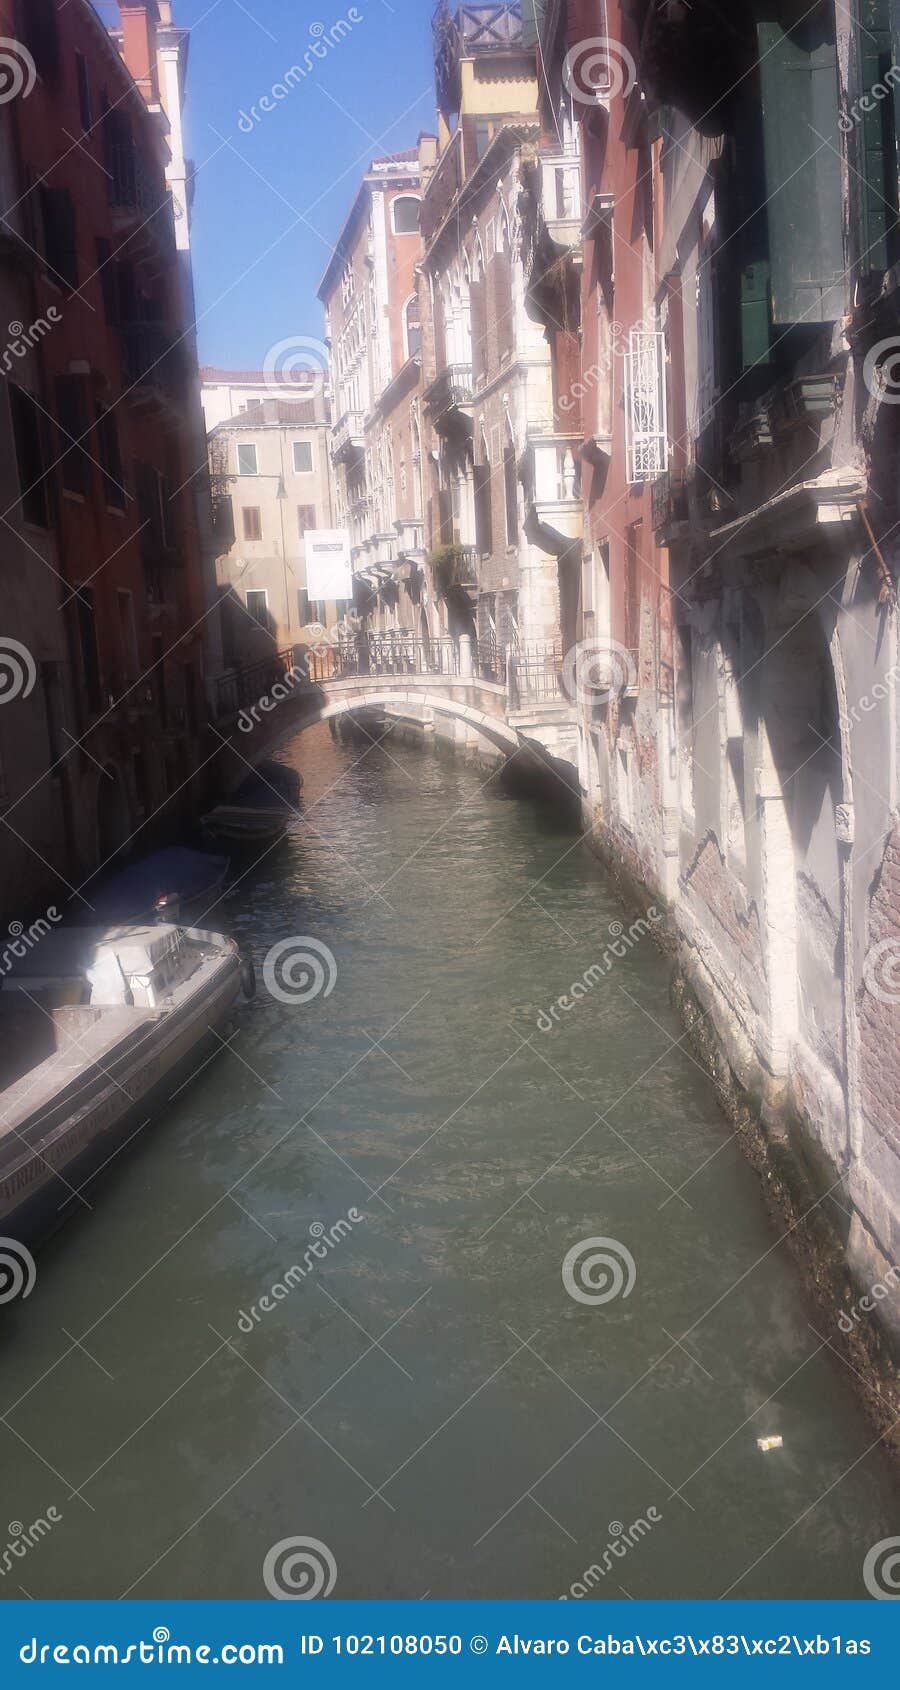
[625,328,668,484]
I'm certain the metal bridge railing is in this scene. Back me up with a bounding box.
[507,641,565,709]
[212,632,570,728]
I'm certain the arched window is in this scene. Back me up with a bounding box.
[392,195,421,234]
[404,294,422,359]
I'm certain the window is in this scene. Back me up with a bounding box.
[246,589,268,625]
[297,504,315,536]
[292,440,313,474]
[297,588,310,625]
[236,442,258,475]
[117,590,138,680]
[9,385,51,528]
[135,461,170,557]
[624,328,668,483]
[213,493,234,547]
[96,408,125,509]
[39,186,78,291]
[76,588,102,714]
[392,195,420,234]
[151,633,167,723]
[242,506,262,541]
[404,295,422,359]
[55,376,90,496]
[503,443,518,547]
[18,0,59,77]
[474,452,492,558]
[95,238,119,325]
[586,543,611,641]
[76,52,92,133]
[757,15,843,323]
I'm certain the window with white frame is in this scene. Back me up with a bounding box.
[246,588,268,624]
[624,327,668,483]
[293,440,313,474]
[236,441,258,476]
[392,195,420,234]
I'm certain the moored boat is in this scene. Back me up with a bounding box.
[0,923,250,1247]
[201,760,303,849]
[83,847,230,927]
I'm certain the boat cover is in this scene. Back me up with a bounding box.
[88,849,228,921]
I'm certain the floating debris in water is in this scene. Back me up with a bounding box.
[756,1435,784,1453]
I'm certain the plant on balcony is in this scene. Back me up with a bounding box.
[427,542,476,597]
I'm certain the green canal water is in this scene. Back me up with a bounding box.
[0,723,896,1599]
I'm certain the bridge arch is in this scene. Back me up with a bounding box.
[258,685,523,759]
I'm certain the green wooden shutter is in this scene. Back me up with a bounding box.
[856,0,900,272]
[740,260,773,372]
[757,20,844,323]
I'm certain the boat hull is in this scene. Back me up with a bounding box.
[0,945,243,1249]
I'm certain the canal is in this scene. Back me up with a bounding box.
[0,723,896,1601]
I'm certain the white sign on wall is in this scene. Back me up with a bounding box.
[305,529,353,603]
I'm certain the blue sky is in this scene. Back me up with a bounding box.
[169,0,436,367]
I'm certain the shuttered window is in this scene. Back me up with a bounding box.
[855,0,900,272]
[757,17,844,324]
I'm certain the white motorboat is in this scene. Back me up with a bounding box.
[0,923,252,1246]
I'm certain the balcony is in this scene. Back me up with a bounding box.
[394,517,425,560]
[651,471,689,543]
[424,363,474,434]
[540,149,582,255]
[104,140,173,254]
[433,4,526,113]
[331,409,365,463]
[122,324,185,411]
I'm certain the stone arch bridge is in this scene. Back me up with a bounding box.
[211,635,577,786]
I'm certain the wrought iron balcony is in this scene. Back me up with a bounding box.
[424,363,474,432]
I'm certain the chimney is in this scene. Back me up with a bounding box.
[116,3,161,106]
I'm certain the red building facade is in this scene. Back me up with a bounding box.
[0,0,210,919]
